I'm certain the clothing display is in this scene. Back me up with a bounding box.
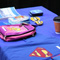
[0,6,60,60]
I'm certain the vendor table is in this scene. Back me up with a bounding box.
[0,6,60,60]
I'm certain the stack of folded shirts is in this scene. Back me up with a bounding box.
[8,16,30,24]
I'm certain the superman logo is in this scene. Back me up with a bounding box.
[29,47,52,58]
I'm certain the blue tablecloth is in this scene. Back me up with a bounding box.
[0,6,60,60]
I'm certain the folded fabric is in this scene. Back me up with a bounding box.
[0,24,36,42]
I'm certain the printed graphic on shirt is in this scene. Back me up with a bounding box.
[7,27,21,31]
[29,47,52,58]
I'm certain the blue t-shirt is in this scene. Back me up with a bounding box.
[0,33,60,60]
